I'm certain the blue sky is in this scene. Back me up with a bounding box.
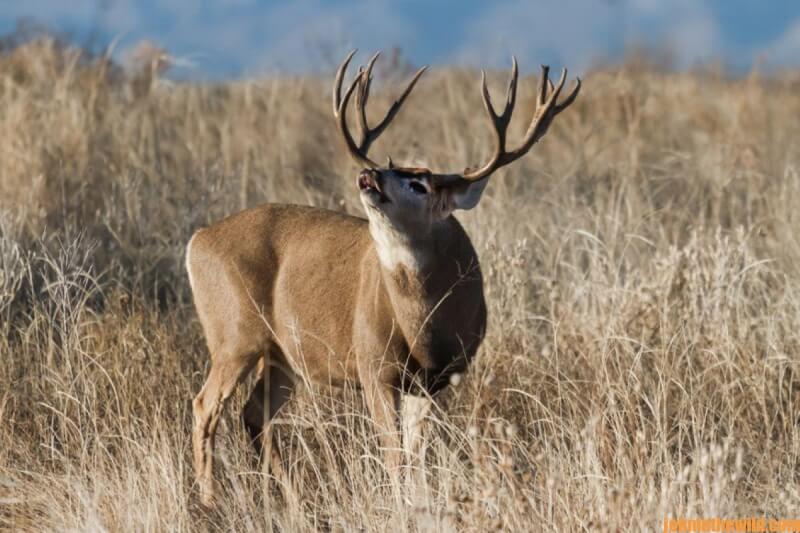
[2,1,800,78]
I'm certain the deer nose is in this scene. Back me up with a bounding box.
[357,169,381,191]
[358,168,376,180]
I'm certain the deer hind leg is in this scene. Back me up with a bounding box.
[242,348,297,477]
[193,349,260,508]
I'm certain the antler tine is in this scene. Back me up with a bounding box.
[556,76,581,112]
[516,67,569,154]
[333,51,378,169]
[355,52,380,148]
[462,57,521,180]
[333,49,357,116]
[480,70,498,120]
[362,64,428,154]
[475,59,519,174]
[502,56,519,122]
[333,50,427,168]
[537,65,550,106]
[460,61,580,181]
[478,70,501,164]
[479,57,518,124]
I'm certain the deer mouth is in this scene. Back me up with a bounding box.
[357,171,389,203]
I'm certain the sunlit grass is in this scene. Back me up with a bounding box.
[2,36,800,531]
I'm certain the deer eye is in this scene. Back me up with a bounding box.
[409,181,428,195]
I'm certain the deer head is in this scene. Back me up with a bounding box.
[333,50,581,243]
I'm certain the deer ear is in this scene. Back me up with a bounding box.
[449,178,489,211]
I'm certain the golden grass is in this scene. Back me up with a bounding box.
[3,37,800,531]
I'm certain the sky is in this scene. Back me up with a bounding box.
[2,0,800,79]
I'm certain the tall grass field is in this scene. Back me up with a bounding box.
[2,37,800,530]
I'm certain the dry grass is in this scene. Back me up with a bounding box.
[2,36,800,531]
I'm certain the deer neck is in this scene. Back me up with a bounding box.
[368,216,453,336]
[367,213,439,274]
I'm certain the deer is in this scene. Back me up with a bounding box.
[187,49,580,507]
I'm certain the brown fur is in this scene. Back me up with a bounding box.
[188,202,486,506]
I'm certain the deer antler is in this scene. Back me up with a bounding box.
[458,59,581,181]
[333,50,427,169]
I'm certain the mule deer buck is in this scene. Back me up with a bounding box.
[187,50,580,506]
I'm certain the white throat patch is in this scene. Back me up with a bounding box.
[366,210,427,272]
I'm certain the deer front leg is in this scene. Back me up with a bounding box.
[402,394,431,468]
[401,393,432,503]
[361,373,402,478]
